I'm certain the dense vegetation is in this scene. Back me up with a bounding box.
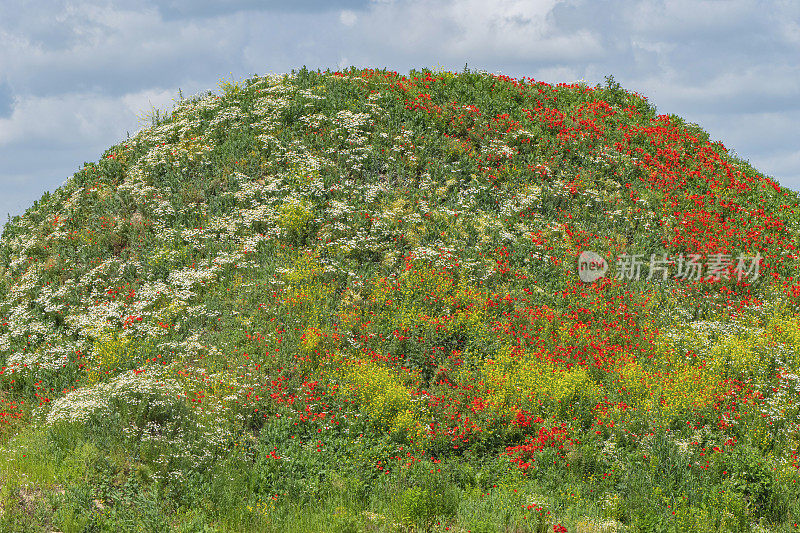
[1,66,799,532]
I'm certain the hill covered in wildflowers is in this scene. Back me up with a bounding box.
[1,67,800,531]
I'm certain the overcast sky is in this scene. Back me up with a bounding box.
[1,0,798,233]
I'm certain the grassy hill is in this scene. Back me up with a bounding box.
[1,66,800,532]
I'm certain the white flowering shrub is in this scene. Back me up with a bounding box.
[45,368,183,427]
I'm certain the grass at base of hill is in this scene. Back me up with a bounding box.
[1,412,798,532]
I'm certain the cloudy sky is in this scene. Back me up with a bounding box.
[1,0,798,231]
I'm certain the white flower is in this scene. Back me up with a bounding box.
[44,368,183,425]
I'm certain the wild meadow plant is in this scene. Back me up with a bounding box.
[0,67,799,531]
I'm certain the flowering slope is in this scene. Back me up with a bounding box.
[0,68,799,531]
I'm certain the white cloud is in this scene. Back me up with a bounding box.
[632,65,800,115]
[533,66,581,84]
[340,9,358,26]
[355,0,602,62]
[0,88,176,147]
[0,94,115,146]
[779,19,800,46]
[121,88,181,127]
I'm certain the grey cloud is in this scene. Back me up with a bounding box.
[1,4,251,98]
[155,0,372,20]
